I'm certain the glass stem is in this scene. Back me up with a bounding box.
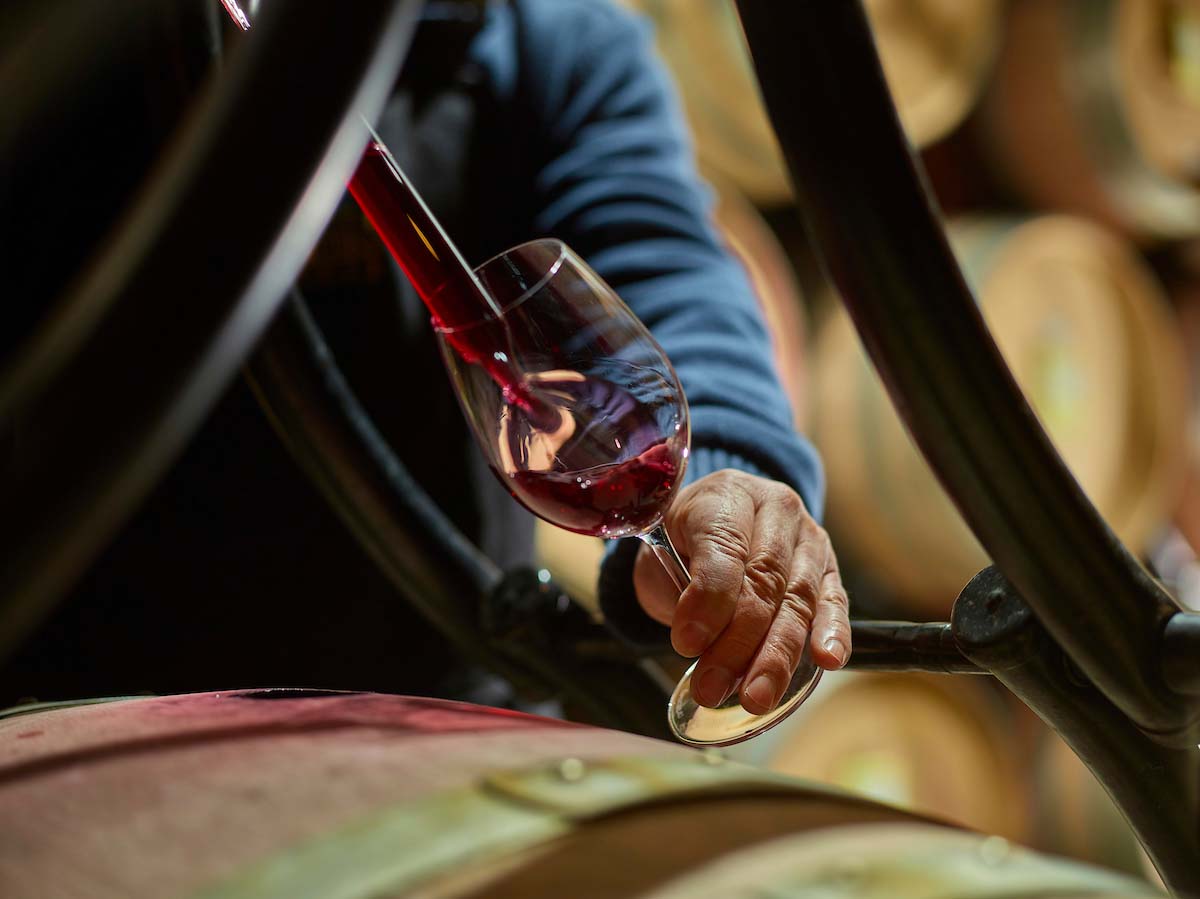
[640,524,691,594]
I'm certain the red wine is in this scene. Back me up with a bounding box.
[347,142,498,333]
[350,142,499,331]
[348,140,559,426]
[220,4,505,335]
[509,442,680,538]
[496,369,687,537]
[218,5,520,378]
[220,2,554,426]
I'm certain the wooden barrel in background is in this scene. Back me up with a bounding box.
[812,215,1188,616]
[1028,722,1152,880]
[723,672,1028,843]
[1116,0,1200,188]
[711,184,810,426]
[621,0,1002,207]
[863,0,1004,149]
[0,689,1168,898]
[979,0,1200,242]
[721,672,1159,881]
[534,185,809,610]
[1158,243,1200,608]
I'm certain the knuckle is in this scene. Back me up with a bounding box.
[822,586,851,611]
[721,467,752,486]
[704,522,751,562]
[739,580,781,624]
[703,468,741,492]
[689,569,736,606]
[780,591,816,630]
[791,566,822,602]
[741,586,780,624]
[754,642,794,678]
[773,485,804,516]
[689,544,745,601]
[743,554,790,604]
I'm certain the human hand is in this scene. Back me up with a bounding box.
[633,469,851,714]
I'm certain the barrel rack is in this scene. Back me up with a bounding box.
[0,1,1197,894]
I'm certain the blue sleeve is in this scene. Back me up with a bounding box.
[506,0,825,645]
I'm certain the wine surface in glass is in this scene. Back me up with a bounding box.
[497,369,686,537]
[509,443,680,538]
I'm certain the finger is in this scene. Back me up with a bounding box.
[714,522,823,713]
[809,561,852,669]
[666,484,755,660]
[739,589,813,715]
[632,541,681,625]
[687,488,804,707]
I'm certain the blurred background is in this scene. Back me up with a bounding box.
[535,0,1200,884]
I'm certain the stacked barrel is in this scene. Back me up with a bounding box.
[537,0,1200,886]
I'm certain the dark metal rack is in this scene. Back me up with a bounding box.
[0,0,424,657]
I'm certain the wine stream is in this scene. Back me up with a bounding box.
[218,0,551,425]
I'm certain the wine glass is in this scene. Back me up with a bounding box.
[434,238,822,746]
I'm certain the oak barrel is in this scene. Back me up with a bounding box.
[723,671,1027,843]
[979,0,1200,242]
[1029,725,1151,878]
[0,689,1167,898]
[812,215,1188,615]
[1167,258,1200,566]
[622,0,1001,206]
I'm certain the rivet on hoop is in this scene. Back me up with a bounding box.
[557,758,586,782]
[978,835,1011,865]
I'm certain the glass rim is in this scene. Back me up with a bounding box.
[432,238,569,335]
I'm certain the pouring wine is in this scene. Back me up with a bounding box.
[219,0,824,746]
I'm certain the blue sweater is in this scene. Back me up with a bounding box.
[464,0,825,642]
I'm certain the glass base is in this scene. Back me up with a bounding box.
[667,642,823,747]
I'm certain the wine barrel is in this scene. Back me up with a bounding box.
[722,677,1167,885]
[722,673,1166,883]
[710,185,809,427]
[533,185,808,610]
[621,0,1002,207]
[979,0,1200,242]
[0,689,1166,898]
[723,671,1028,843]
[812,215,1188,616]
[1029,724,1150,878]
[1168,257,1200,564]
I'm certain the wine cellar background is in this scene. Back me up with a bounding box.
[536,0,1200,883]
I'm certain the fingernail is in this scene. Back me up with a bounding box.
[695,667,734,707]
[675,621,711,657]
[745,675,778,713]
[822,637,847,667]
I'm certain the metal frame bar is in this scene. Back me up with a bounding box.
[954,568,1199,893]
[0,0,423,655]
[843,621,983,675]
